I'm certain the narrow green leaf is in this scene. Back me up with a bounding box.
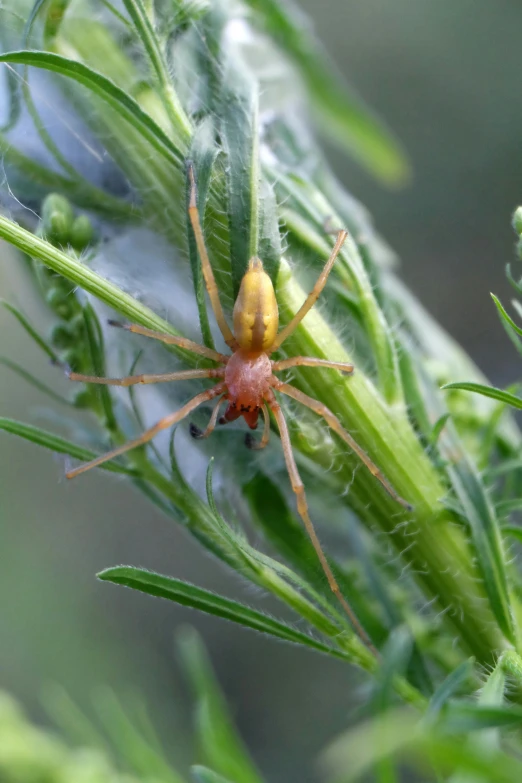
[0,418,135,476]
[187,120,218,349]
[98,0,134,29]
[442,704,522,733]
[220,56,260,295]
[442,382,522,410]
[0,300,57,360]
[447,457,515,644]
[205,457,222,521]
[43,684,112,755]
[511,298,522,322]
[179,628,264,783]
[0,51,184,167]
[121,0,191,136]
[22,2,81,177]
[0,58,21,133]
[98,565,349,660]
[426,658,475,720]
[82,303,118,433]
[23,0,55,46]
[506,263,522,296]
[473,660,507,754]
[396,341,432,440]
[430,413,451,446]
[491,293,522,356]
[496,499,522,517]
[486,458,522,478]
[0,357,72,406]
[92,688,185,783]
[492,294,522,336]
[192,767,236,783]
[369,626,412,713]
[242,0,410,186]
[23,73,82,180]
[502,525,522,544]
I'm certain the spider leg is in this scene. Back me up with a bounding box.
[264,388,374,650]
[62,366,224,387]
[272,356,354,374]
[187,163,239,351]
[275,381,413,511]
[108,321,228,363]
[271,230,347,352]
[190,395,226,439]
[66,383,226,478]
[245,403,270,450]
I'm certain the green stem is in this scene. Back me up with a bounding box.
[276,257,509,664]
[0,215,200,366]
[121,0,192,139]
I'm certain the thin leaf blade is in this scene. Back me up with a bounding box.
[448,456,515,645]
[98,566,349,659]
[242,0,410,186]
[442,382,522,410]
[0,50,184,167]
[187,120,218,349]
[179,628,264,783]
[0,418,135,475]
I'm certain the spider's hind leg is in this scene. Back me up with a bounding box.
[264,388,375,651]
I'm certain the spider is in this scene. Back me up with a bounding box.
[63,163,412,645]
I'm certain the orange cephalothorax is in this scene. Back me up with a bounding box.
[232,257,279,352]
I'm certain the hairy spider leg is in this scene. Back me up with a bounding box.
[64,367,224,387]
[187,163,239,351]
[271,229,348,352]
[66,384,226,479]
[275,381,413,511]
[265,388,375,649]
[245,403,271,450]
[272,357,354,374]
[108,321,227,363]
[190,396,226,439]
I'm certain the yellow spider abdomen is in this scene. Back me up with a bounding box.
[233,257,279,352]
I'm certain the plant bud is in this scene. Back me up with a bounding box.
[41,193,74,246]
[512,206,522,236]
[50,324,75,350]
[70,215,95,251]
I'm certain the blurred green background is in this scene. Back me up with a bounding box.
[1,1,522,781]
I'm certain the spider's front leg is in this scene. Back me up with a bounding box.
[275,381,413,511]
[60,366,224,387]
[67,383,226,478]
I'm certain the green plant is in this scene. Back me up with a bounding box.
[3,0,522,780]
